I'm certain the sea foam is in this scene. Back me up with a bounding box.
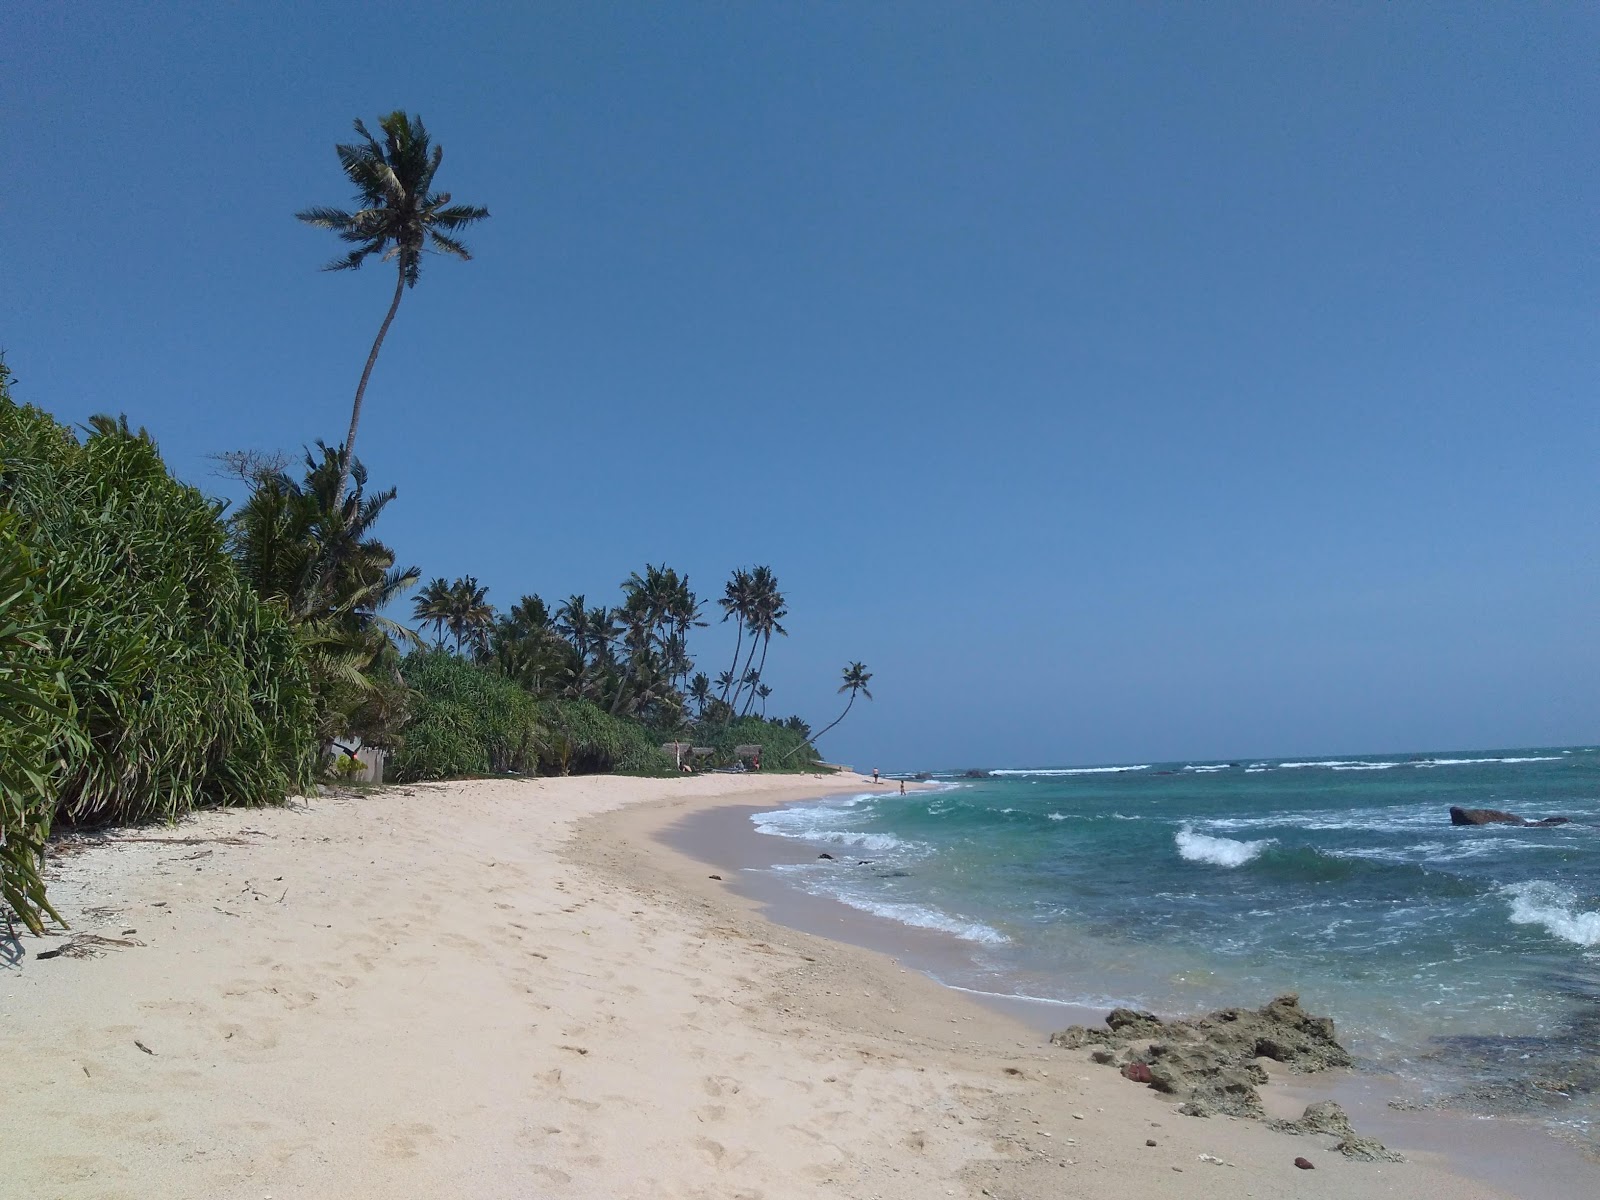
[750,802,908,852]
[1175,825,1272,867]
[1504,881,1600,948]
[990,765,1150,776]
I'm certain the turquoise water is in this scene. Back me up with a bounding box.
[751,748,1600,1146]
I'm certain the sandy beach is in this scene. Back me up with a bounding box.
[0,773,1567,1198]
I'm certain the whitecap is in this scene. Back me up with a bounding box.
[989,765,1151,776]
[1504,881,1600,948]
[1415,756,1563,767]
[1175,825,1273,867]
[1279,759,1401,770]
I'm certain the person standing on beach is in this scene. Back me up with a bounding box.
[872,768,880,784]
[899,779,905,794]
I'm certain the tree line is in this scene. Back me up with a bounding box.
[0,109,874,935]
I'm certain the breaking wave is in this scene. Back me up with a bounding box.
[1504,881,1600,948]
[1175,825,1273,867]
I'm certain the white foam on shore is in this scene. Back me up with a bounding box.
[815,892,1010,945]
[1504,881,1600,948]
[938,981,1141,1011]
[990,765,1151,776]
[1175,825,1273,867]
[750,800,909,853]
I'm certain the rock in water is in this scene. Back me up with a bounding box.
[1450,806,1570,828]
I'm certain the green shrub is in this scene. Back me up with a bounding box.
[0,384,318,928]
[0,513,86,932]
[392,651,542,781]
[392,653,677,780]
[535,698,674,777]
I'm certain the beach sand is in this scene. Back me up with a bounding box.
[0,773,1545,1198]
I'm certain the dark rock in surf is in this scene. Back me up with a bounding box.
[817,852,834,860]
[1449,806,1571,828]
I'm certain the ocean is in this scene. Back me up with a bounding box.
[749,748,1600,1150]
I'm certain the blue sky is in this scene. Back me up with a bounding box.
[5,3,1596,768]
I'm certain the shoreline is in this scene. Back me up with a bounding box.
[635,784,1600,1200]
[0,772,1570,1198]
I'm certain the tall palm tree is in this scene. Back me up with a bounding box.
[717,568,754,704]
[297,111,489,502]
[808,662,873,747]
[739,566,787,716]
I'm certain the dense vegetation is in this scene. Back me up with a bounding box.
[0,371,319,931]
[1,111,871,932]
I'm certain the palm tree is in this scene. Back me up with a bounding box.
[444,576,493,655]
[717,568,754,704]
[228,445,420,743]
[297,112,489,502]
[755,682,773,716]
[739,566,787,716]
[412,577,452,648]
[808,662,873,747]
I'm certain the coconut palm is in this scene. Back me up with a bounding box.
[444,576,494,655]
[412,577,453,648]
[717,568,754,703]
[808,662,873,747]
[739,566,787,716]
[688,672,713,716]
[297,111,489,501]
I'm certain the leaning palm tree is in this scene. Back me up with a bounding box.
[297,111,489,502]
[808,662,873,747]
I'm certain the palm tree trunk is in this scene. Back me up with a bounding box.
[733,636,760,712]
[335,263,407,502]
[808,692,855,746]
[777,691,853,764]
[720,624,743,703]
[742,634,773,716]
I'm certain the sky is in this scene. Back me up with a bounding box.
[4,2,1596,769]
